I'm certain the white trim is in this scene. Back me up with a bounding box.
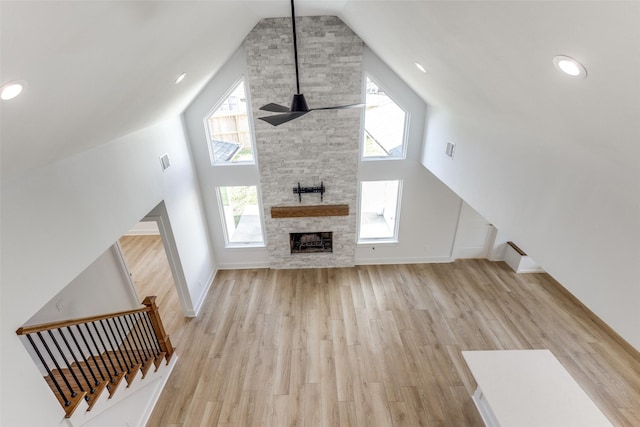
[471,387,500,427]
[449,199,465,259]
[193,267,217,316]
[122,229,160,236]
[357,239,399,245]
[213,258,454,269]
[216,185,265,247]
[111,242,140,307]
[124,220,161,236]
[361,72,410,161]
[356,256,453,265]
[204,76,257,166]
[217,261,271,270]
[143,204,196,318]
[357,179,403,242]
[152,214,194,316]
[137,356,178,427]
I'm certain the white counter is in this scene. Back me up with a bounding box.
[462,350,613,427]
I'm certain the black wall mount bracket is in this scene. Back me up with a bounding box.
[293,182,325,202]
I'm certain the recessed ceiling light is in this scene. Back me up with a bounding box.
[552,55,587,78]
[415,62,427,73]
[175,72,186,84]
[1,81,25,100]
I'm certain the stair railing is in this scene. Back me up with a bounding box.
[16,296,173,417]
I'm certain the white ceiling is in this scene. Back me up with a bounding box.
[2,1,639,183]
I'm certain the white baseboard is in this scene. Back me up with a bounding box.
[355,256,453,265]
[122,230,161,236]
[215,258,455,269]
[217,261,271,270]
[193,268,217,317]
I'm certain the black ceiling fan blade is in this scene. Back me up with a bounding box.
[258,111,309,126]
[260,103,291,112]
[311,103,365,111]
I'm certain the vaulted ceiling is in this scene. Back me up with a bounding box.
[2,0,639,185]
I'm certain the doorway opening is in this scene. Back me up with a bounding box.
[116,202,193,338]
[118,229,181,336]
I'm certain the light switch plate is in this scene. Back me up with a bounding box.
[160,153,171,170]
[446,142,455,158]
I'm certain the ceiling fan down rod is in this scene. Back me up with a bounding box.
[290,0,301,95]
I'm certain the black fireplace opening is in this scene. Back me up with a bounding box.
[290,232,333,254]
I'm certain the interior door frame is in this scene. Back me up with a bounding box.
[117,201,196,317]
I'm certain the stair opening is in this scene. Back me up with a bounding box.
[16,297,174,418]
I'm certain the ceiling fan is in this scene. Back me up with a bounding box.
[258,0,363,126]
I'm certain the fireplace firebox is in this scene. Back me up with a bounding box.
[290,232,333,254]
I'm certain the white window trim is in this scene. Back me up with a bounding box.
[360,72,410,161]
[357,179,403,244]
[203,75,258,167]
[216,185,266,248]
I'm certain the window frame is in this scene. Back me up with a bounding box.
[357,179,403,244]
[360,73,410,161]
[216,185,266,248]
[204,76,258,167]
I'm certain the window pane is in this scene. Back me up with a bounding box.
[363,76,407,159]
[207,80,255,164]
[359,180,401,240]
[218,186,264,245]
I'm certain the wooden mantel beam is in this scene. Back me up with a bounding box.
[271,204,349,218]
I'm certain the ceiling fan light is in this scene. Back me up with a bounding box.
[290,94,309,112]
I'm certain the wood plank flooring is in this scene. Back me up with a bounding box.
[124,237,640,426]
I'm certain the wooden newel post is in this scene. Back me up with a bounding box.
[142,296,174,362]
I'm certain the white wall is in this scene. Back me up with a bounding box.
[422,108,640,350]
[186,45,464,268]
[25,246,138,326]
[1,117,216,426]
[184,47,270,268]
[356,47,462,264]
[452,201,495,259]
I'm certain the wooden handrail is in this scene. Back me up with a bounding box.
[16,306,151,336]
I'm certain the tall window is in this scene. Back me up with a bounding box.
[362,75,408,159]
[358,180,402,241]
[206,79,255,164]
[217,186,264,245]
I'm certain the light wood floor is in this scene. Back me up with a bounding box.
[126,236,640,426]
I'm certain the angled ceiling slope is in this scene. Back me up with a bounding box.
[2,1,639,184]
[0,1,347,182]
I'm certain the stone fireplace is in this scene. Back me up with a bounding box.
[244,16,363,268]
